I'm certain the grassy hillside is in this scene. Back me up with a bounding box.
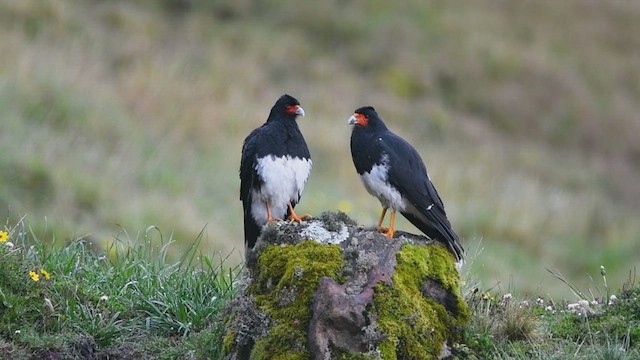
[1,0,639,298]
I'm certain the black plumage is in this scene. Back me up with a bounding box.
[348,106,464,261]
[240,94,311,249]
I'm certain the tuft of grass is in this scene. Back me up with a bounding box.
[459,262,640,359]
[0,217,239,358]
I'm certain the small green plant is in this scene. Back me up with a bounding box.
[459,260,640,359]
[0,217,239,358]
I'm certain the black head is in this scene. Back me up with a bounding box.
[348,106,387,131]
[268,94,305,121]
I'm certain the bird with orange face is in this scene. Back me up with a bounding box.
[348,106,464,262]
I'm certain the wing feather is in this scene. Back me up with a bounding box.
[380,132,464,260]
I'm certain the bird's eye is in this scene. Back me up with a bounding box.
[358,114,368,126]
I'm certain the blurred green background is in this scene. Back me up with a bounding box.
[1,0,638,299]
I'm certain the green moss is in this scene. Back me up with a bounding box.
[252,324,309,360]
[249,241,344,360]
[222,331,235,354]
[336,351,377,360]
[373,244,470,359]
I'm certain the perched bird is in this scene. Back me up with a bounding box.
[240,94,312,249]
[348,106,464,261]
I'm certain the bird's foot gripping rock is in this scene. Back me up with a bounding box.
[287,203,311,223]
[288,213,312,223]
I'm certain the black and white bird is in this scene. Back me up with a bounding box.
[348,106,464,261]
[240,94,312,249]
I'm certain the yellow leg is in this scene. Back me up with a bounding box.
[383,211,396,238]
[377,208,388,231]
[266,203,282,222]
[287,203,311,222]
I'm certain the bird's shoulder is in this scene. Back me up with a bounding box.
[242,119,310,164]
[242,122,286,156]
[375,131,423,167]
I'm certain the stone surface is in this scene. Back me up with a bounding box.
[223,211,469,360]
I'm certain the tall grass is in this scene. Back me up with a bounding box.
[0,217,238,358]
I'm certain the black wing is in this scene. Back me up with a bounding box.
[240,127,261,204]
[239,127,263,248]
[381,132,464,260]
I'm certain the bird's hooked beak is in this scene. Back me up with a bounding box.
[286,104,305,117]
[348,113,367,126]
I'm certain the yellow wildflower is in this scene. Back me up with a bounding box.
[482,292,494,302]
[0,230,8,242]
[29,271,40,282]
[40,269,51,280]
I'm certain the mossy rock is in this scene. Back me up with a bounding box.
[223,211,470,360]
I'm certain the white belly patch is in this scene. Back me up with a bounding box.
[250,155,312,224]
[360,160,406,212]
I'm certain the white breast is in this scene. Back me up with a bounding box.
[359,156,406,211]
[250,155,312,224]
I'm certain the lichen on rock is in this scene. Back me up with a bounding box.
[223,211,469,360]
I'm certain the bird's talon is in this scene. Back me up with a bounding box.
[288,214,311,223]
[379,228,395,238]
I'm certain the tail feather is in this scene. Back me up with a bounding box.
[243,212,261,250]
[402,212,465,262]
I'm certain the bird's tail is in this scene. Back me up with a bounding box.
[403,212,465,262]
[243,211,261,250]
[442,226,465,263]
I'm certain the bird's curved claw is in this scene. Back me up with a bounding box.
[288,213,311,223]
[380,228,395,238]
[287,203,310,223]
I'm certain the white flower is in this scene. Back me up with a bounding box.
[500,293,513,305]
[568,299,594,316]
[100,295,109,301]
[609,295,619,305]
